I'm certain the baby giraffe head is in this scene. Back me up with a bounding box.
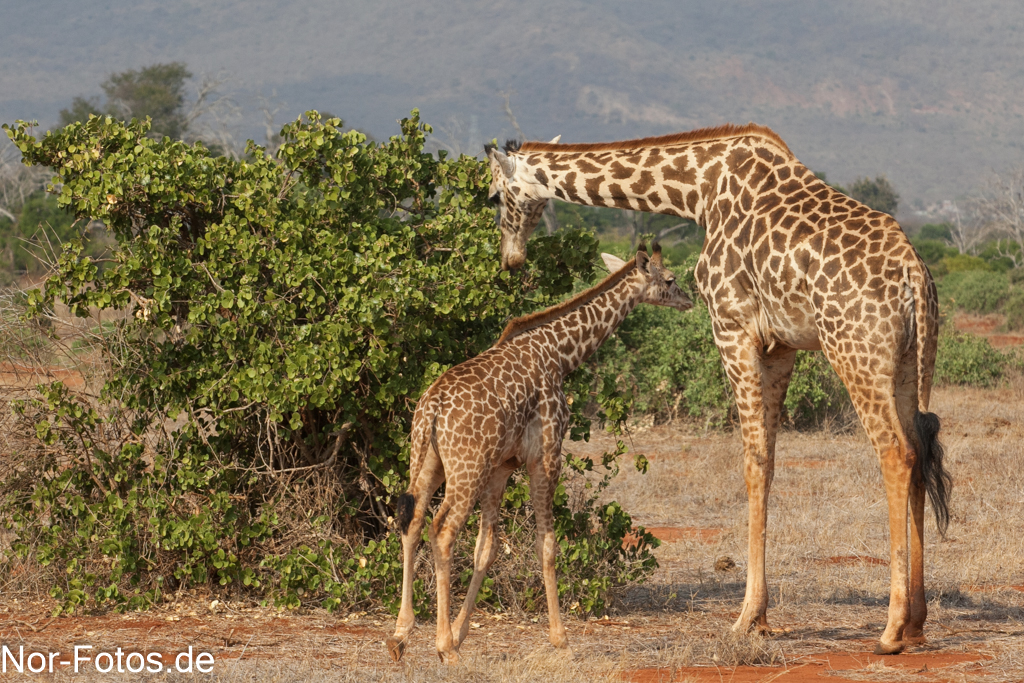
[485,138,558,271]
[601,244,693,312]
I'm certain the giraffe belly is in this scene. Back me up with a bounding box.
[761,303,822,351]
[518,414,544,469]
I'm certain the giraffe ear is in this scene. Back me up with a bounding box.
[635,250,651,274]
[548,135,561,144]
[487,146,515,179]
[601,253,627,273]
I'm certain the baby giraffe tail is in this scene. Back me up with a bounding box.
[396,492,416,535]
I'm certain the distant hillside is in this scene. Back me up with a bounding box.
[3,0,1024,209]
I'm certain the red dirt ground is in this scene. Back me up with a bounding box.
[626,651,989,682]
[623,526,722,550]
[953,312,1024,347]
[0,362,86,390]
[0,606,996,681]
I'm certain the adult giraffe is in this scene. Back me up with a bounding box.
[485,124,951,655]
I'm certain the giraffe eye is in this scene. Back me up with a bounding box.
[489,192,501,206]
[665,277,676,285]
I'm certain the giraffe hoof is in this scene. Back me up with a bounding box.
[438,648,461,665]
[873,639,905,655]
[386,636,406,662]
[732,614,770,635]
[903,627,926,645]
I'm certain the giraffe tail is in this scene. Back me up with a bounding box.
[397,393,442,535]
[908,262,952,536]
[396,493,416,535]
[914,411,951,536]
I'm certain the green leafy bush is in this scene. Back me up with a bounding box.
[938,270,1010,314]
[912,239,957,266]
[941,254,992,275]
[2,111,657,615]
[589,301,733,425]
[934,329,1007,387]
[917,223,953,242]
[783,351,853,428]
[1005,289,1024,330]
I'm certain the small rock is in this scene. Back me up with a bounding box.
[715,556,736,572]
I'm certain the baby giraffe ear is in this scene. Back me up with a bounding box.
[601,252,627,272]
[548,134,562,144]
[635,249,651,273]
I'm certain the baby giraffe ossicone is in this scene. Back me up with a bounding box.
[386,245,692,664]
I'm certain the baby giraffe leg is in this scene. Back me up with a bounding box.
[386,460,443,661]
[452,461,518,648]
[431,473,482,665]
[528,452,567,649]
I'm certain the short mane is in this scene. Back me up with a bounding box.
[518,123,793,158]
[496,257,638,345]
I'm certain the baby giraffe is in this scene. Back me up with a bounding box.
[386,245,692,664]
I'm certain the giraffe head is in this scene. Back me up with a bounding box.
[485,140,549,270]
[601,244,693,312]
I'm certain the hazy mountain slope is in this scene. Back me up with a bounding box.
[3,0,1024,207]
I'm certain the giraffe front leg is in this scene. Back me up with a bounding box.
[721,342,796,635]
[734,449,772,634]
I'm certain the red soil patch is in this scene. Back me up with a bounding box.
[953,312,1024,348]
[625,650,987,682]
[815,555,888,566]
[624,527,722,549]
[956,315,1000,336]
[988,333,1024,348]
[0,362,86,390]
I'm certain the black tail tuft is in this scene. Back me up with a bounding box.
[915,411,952,537]
[396,493,416,535]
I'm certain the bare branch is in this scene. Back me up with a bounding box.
[967,168,1024,262]
[501,91,526,142]
[256,93,285,157]
[182,72,243,157]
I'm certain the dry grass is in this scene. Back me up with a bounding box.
[3,285,1023,680]
[565,375,1024,679]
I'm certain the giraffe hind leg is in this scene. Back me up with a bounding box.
[906,398,950,642]
[452,460,518,649]
[828,348,917,655]
[386,443,444,662]
[431,470,486,665]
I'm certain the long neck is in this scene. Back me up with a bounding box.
[525,271,647,380]
[515,134,792,227]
